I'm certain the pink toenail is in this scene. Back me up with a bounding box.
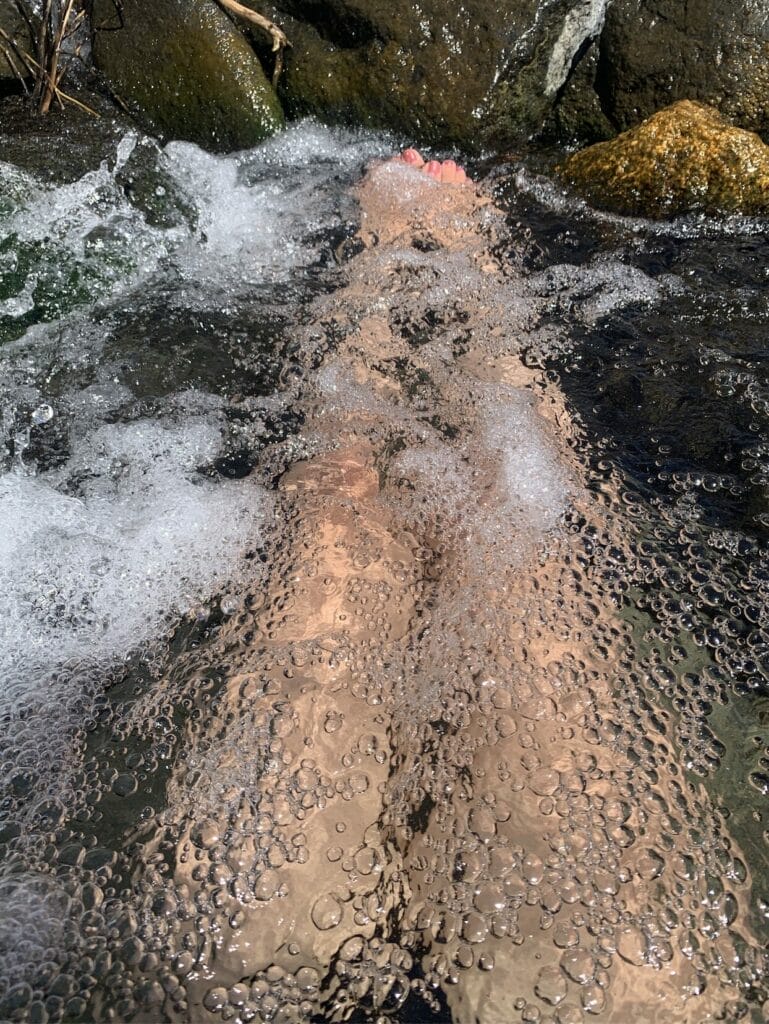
[424,160,443,180]
[401,148,425,167]
[440,159,458,183]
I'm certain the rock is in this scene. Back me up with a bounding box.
[547,39,615,144]
[250,0,612,150]
[91,0,284,151]
[0,0,34,89]
[561,0,769,143]
[558,101,769,218]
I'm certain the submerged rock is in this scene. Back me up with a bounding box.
[253,0,611,150]
[559,101,769,218]
[91,0,284,151]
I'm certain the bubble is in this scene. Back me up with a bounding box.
[634,848,665,881]
[191,820,222,850]
[461,913,488,944]
[311,894,343,931]
[31,404,54,426]
[554,1006,583,1024]
[254,870,279,901]
[203,987,228,1012]
[535,965,568,1005]
[530,769,561,796]
[580,983,606,1015]
[615,926,649,966]
[560,949,595,985]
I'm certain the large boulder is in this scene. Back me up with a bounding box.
[557,0,769,143]
[558,100,769,218]
[250,0,613,151]
[91,0,284,151]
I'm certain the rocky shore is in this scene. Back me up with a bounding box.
[3,0,769,158]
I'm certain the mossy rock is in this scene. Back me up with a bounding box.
[559,101,769,218]
[92,0,283,151]
[250,0,614,151]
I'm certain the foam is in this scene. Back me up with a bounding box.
[0,397,268,705]
[163,122,392,287]
[528,258,682,323]
[481,386,571,532]
[0,123,393,853]
[391,386,569,562]
[0,873,69,990]
[0,121,393,331]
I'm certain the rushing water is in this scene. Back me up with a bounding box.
[0,117,768,1024]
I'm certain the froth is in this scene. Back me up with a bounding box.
[482,387,571,532]
[0,398,269,700]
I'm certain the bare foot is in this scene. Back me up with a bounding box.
[399,147,470,184]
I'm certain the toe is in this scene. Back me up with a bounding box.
[401,148,425,167]
[440,159,458,183]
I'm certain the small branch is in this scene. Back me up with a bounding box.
[52,85,99,116]
[0,25,36,77]
[40,0,76,112]
[0,42,30,93]
[215,0,290,86]
[1,32,99,116]
[34,0,52,105]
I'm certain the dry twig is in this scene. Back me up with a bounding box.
[0,19,97,116]
[216,0,290,86]
[0,41,30,93]
[9,0,90,114]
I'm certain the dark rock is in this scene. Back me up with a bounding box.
[546,39,614,144]
[559,100,769,218]
[91,0,284,151]
[0,0,34,90]
[0,93,128,182]
[250,0,612,151]
[592,0,769,141]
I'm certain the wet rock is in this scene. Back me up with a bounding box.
[91,0,284,151]
[547,39,615,145]
[558,101,769,218]
[0,1,34,89]
[597,0,769,141]
[252,0,611,150]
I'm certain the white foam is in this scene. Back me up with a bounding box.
[162,121,392,287]
[0,151,176,325]
[0,122,397,712]
[528,258,681,323]
[0,873,69,988]
[0,395,269,706]
[482,387,570,533]
[391,385,569,560]
[0,121,393,327]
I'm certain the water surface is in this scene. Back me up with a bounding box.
[0,119,768,1023]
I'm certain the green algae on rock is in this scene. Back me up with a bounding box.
[92,0,284,152]
[559,101,769,218]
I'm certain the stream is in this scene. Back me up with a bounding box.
[0,115,768,1024]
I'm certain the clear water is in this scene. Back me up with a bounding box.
[0,120,768,1024]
